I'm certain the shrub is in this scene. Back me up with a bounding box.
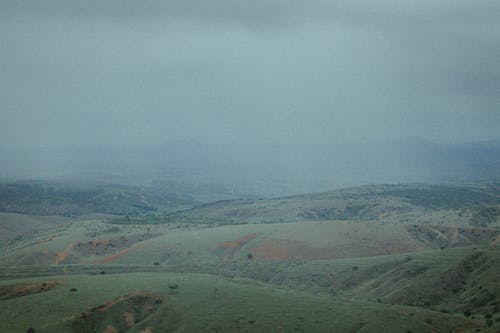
[168,284,178,294]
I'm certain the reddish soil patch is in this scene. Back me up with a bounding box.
[250,237,420,261]
[88,291,153,314]
[54,241,78,265]
[103,325,119,333]
[217,233,262,249]
[95,241,150,264]
[124,311,135,327]
[0,281,60,300]
[75,233,157,259]
[90,294,131,313]
[37,236,55,244]
[250,238,320,260]
[73,292,164,333]
[75,239,112,256]
[214,232,262,261]
[52,234,157,265]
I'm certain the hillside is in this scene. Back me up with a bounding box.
[2,182,499,227]
[0,212,65,248]
[1,182,500,332]
[0,181,201,217]
[130,183,500,227]
[0,272,486,333]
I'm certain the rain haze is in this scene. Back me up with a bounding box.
[3,4,500,331]
[1,0,499,194]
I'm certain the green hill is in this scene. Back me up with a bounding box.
[0,272,489,333]
[1,182,500,332]
[127,183,500,227]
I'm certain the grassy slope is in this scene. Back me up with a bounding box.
[0,212,66,248]
[2,182,499,227]
[0,272,486,333]
[348,246,500,313]
[1,182,500,332]
[1,218,500,330]
[1,218,498,266]
[0,181,199,217]
[147,183,500,227]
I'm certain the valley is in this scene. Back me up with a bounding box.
[1,182,500,332]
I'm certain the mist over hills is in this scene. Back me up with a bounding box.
[1,138,499,197]
[2,1,500,331]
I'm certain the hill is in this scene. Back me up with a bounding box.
[0,272,490,333]
[1,182,500,332]
[0,181,201,217]
[130,183,500,227]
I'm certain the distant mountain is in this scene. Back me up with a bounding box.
[1,138,499,196]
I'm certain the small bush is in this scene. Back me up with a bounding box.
[168,284,178,294]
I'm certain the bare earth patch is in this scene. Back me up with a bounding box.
[103,325,119,333]
[124,311,135,327]
[72,292,164,333]
[54,241,78,265]
[250,237,420,260]
[74,233,158,257]
[0,281,60,300]
[213,232,262,261]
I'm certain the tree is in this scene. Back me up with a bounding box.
[168,284,178,294]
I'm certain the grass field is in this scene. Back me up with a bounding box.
[1,182,500,332]
[0,272,491,333]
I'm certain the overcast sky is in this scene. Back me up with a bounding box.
[1,0,499,149]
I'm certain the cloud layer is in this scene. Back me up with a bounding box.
[1,0,499,150]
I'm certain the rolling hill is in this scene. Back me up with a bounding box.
[1,182,500,332]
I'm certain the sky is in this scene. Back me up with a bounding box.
[1,0,499,151]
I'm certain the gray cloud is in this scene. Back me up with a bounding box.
[0,1,499,155]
